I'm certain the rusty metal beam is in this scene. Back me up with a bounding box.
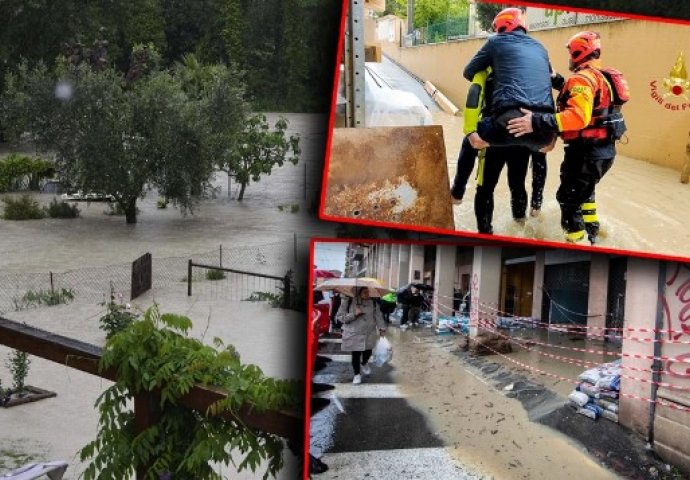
[0,317,301,441]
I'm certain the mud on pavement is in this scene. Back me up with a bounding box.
[428,333,686,480]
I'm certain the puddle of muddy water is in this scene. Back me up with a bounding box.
[389,328,619,480]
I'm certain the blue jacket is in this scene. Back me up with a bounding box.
[464,30,555,114]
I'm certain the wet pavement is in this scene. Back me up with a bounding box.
[310,323,625,480]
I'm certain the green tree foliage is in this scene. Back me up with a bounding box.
[0,0,342,114]
[80,305,298,480]
[226,114,300,201]
[414,0,470,28]
[475,3,520,32]
[382,0,408,18]
[0,154,54,192]
[2,52,246,224]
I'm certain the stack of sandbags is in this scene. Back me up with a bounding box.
[567,360,621,423]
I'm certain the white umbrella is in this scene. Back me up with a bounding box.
[315,277,390,298]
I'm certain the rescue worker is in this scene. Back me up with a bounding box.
[507,31,628,244]
[463,7,556,152]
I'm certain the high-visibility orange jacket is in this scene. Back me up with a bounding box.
[532,60,614,142]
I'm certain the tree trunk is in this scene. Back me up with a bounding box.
[237,182,247,201]
[124,199,138,224]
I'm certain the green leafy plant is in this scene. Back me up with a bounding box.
[6,350,31,392]
[245,291,283,308]
[2,195,45,220]
[13,288,75,310]
[99,302,138,339]
[205,269,226,281]
[80,305,298,480]
[45,197,80,218]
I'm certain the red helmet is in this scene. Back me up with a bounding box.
[566,31,601,66]
[492,8,527,33]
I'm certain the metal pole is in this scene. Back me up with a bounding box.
[345,0,366,127]
[647,261,667,446]
[49,272,54,294]
[293,233,298,268]
[304,163,307,201]
[187,260,193,297]
[220,245,223,268]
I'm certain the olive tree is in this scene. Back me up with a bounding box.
[223,114,300,201]
[1,50,246,223]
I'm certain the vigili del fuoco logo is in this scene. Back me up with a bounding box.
[650,52,690,111]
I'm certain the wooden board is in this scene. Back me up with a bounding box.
[323,126,455,230]
[424,80,460,116]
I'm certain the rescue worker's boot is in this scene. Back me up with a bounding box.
[560,205,586,243]
[582,196,600,245]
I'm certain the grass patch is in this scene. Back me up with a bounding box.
[205,269,226,281]
[13,288,75,311]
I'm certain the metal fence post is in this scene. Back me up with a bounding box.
[220,245,223,268]
[187,260,193,297]
[49,272,54,294]
[283,271,291,309]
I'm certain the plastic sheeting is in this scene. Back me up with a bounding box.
[364,67,433,127]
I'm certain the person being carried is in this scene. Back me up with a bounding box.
[450,66,550,230]
[462,8,556,152]
[336,287,387,385]
[507,31,629,244]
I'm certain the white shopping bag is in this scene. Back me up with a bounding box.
[372,337,393,367]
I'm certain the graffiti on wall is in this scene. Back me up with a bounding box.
[662,263,690,387]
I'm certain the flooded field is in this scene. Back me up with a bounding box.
[0,113,331,479]
[0,113,334,273]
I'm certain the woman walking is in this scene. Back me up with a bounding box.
[337,287,387,384]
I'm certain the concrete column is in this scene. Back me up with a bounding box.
[432,245,457,326]
[469,247,502,337]
[588,254,610,336]
[532,251,546,320]
[389,244,400,289]
[618,257,660,436]
[409,245,424,283]
[381,244,392,285]
[398,244,410,287]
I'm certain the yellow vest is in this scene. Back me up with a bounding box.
[463,68,491,135]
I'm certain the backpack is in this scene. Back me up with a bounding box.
[599,67,630,106]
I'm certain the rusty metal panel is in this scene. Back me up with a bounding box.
[323,125,455,230]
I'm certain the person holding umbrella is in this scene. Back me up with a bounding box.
[336,286,387,385]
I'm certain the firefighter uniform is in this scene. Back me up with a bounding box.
[532,58,617,243]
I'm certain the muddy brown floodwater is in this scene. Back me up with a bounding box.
[391,329,620,480]
[435,112,690,259]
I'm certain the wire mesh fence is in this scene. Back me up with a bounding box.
[404,16,471,46]
[0,240,296,315]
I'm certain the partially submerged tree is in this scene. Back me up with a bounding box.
[223,114,300,201]
[2,46,246,223]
